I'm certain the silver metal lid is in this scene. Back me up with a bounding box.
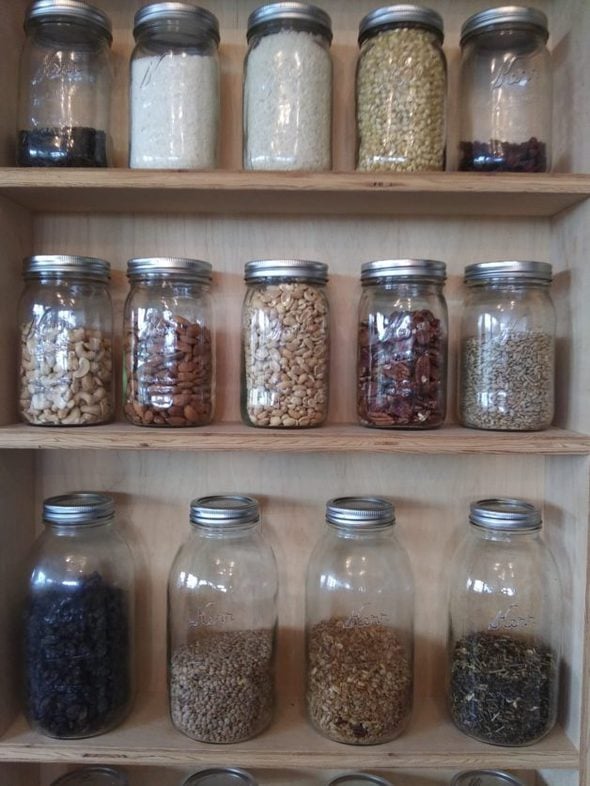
[247,2,332,43]
[127,257,212,283]
[24,255,111,281]
[50,768,129,786]
[244,259,328,283]
[451,771,524,786]
[326,497,395,530]
[361,258,446,283]
[359,5,443,44]
[25,0,112,39]
[182,769,258,786]
[464,260,552,284]
[329,775,395,786]
[461,6,548,45]
[190,495,260,527]
[43,492,115,526]
[133,2,220,43]
[469,498,542,532]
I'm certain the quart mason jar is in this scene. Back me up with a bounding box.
[182,770,258,786]
[243,3,333,171]
[356,5,447,172]
[18,255,114,426]
[241,259,330,428]
[129,3,220,169]
[123,257,214,427]
[459,261,555,431]
[450,773,524,786]
[24,493,134,739]
[18,0,113,167]
[168,495,278,743]
[328,776,395,786]
[50,768,129,786]
[458,7,551,172]
[306,497,414,745]
[357,259,448,428]
[448,499,561,746]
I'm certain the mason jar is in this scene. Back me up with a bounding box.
[123,257,214,427]
[241,259,330,428]
[328,777,395,786]
[50,768,129,786]
[18,255,114,426]
[182,770,258,786]
[450,773,524,786]
[356,5,446,172]
[306,497,414,745]
[459,261,555,431]
[17,0,113,167]
[168,495,278,743]
[129,2,220,169]
[357,259,448,429]
[24,493,134,739]
[243,2,333,170]
[448,499,561,746]
[458,7,551,172]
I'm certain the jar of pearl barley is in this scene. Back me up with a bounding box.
[241,259,330,428]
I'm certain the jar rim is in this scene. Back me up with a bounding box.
[469,498,542,532]
[133,2,220,43]
[326,496,395,529]
[358,5,444,45]
[460,6,548,46]
[43,492,115,525]
[450,770,524,786]
[50,767,129,786]
[464,260,552,284]
[127,257,212,283]
[361,259,446,282]
[190,495,260,527]
[244,259,328,283]
[182,769,258,786]
[247,2,332,43]
[24,0,112,40]
[24,255,111,281]
[328,776,394,786]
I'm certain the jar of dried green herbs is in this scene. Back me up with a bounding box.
[448,498,562,747]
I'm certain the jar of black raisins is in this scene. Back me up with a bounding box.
[24,492,134,739]
[357,259,448,428]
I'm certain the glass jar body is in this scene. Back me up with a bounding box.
[459,26,551,172]
[123,276,214,427]
[167,522,278,743]
[241,276,330,428]
[24,519,134,738]
[357,279,448,428]
[459,282,555,431]
[18,275,114,425]
[356,24,446,172]
[305,526,414,744]
[243,21,332,171]
[448,525,561,746]
[18,19,112,166]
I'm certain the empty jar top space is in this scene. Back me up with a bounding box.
[469,498,542,532]
[25,0,112,39]
[460,5,548,45]
[247,2,332,42]
[23,255,111,281]
[189,495,260,527]
[361,258,446,283]
[325,496,395,530]
[133,2,220,41]
[43,492,115,525]
[244,259,328,282]
[450,771,524,786]
[126,257,212,283]
[182,769,258,786]
[358,4,444,44]
[464,260,552,285]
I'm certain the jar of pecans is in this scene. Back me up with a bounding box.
[357,259,448,428]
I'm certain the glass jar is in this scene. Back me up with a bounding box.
[305,497,414,745]
[357,259,448,428]
[356,5,446,172]
[448,499,561,746]
[243,3,333,171]
[168,495,278,743]
[18,255,114,426]
[241,259,330,428]
[123,257,214,427]
[450,773,524,786]
[459,261,555,431]
[24,493,134,739]
[182,770,258,786]
[17,0,113,167]
[129,3,220,169]
[51,768,129,786]
[458,7,551,172]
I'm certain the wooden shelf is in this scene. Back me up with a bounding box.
[0,169,589,216]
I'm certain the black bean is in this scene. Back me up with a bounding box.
[17,127,108,167]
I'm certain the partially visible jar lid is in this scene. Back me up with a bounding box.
[24,0,112,40]
[464,260,552,285]
[244,259,328,283]
[359,5,444,45]
[127,257,212,283]
[361,259,446,283]
[24,255,111,282]
[329,775,395,786]
[247,2,333,43]
[460,6,549,45]
[182,769,258,786]
[326,497,395,530]
[43,492,115,526]
[50,767,128,786]
[451,771,524,786]
[133,2,220,43]
[469,498,542,532]
[190,495,260,527]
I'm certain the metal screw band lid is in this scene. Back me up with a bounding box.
[25,0,112,39]
[359,5,444,44]
[326,497,395,529]
[182,769,258,786]
[50,767,129,786]
[469,498,542,532]
[133,2,220,43]
[245,259,328,283]
[461,6,548,45]
[361,258,446,283]
[24,255,111,281]
[451,771,524,786]
[329,775,395,786]
[43,492,115,525]
[127,257,212,283]
[247,2,332,43]
[464,260,552,284]
[190,495,260,527]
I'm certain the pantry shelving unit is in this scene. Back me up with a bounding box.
[0,1,589,785]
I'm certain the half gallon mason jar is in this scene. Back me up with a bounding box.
[168,495,278,743]
[18,255,114,426]
[458,6,551,172]
[243,2,333,170]
[306,497,414,745]
[18,0,113,166]
[129,2,220,169]
[459,261,555,431]
[448,499,561,746]
[356,5,446,172]
[123,257,214,427]
[241,259,330,428]
[24,493,134,738]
